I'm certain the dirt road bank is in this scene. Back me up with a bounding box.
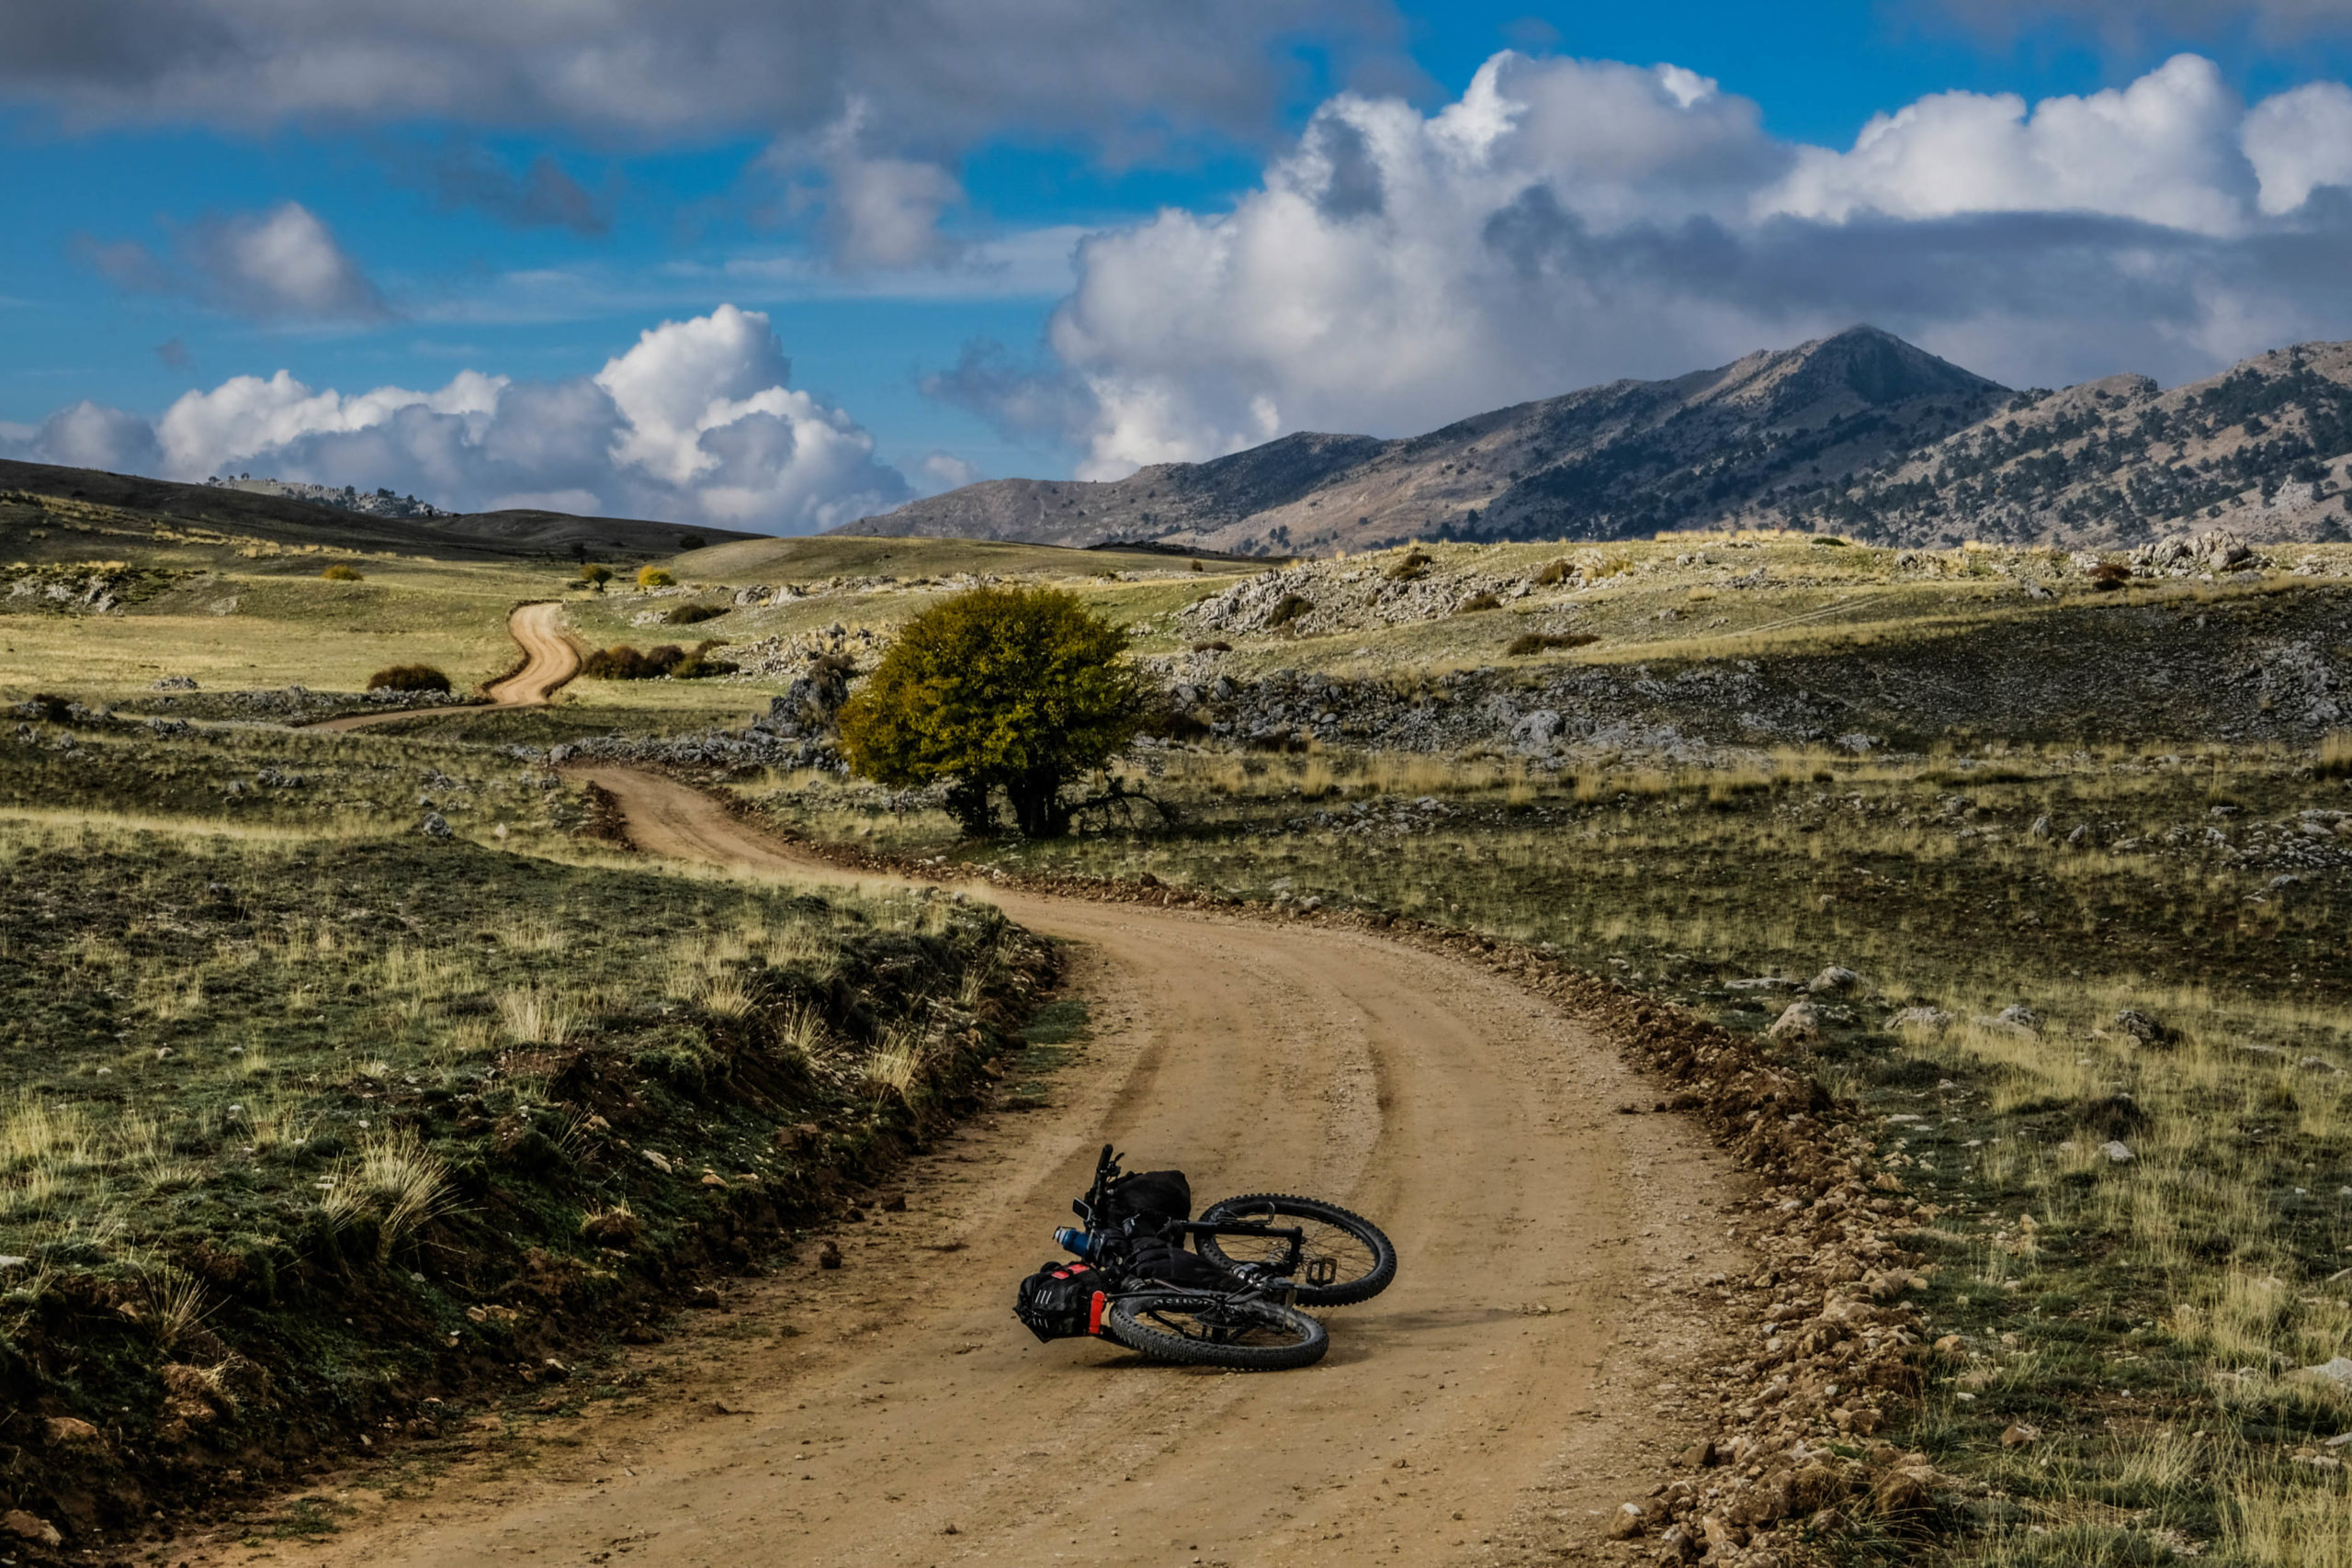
[309,601,581,731]
[174,768,1748,1568]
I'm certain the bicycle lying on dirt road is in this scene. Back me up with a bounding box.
[1014,1145,1396,1371]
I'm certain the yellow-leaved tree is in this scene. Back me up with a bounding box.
[837,587,1147,838]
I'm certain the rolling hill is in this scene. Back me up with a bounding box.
[0,457,751,563]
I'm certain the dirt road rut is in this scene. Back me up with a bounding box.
[209,768,1748,1568]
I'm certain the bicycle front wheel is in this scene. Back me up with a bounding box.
[1195,1193,1396,1306]
[1105,1292,1329,1371]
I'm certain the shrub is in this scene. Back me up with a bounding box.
[575,564,612,588]
[1266,593,1313,627]
[2089,561,2132,592]
[581,640,736,680]
[1190,639,1232,653]
[1387,548,1432,581]
[366,664,452,694]
[676,534,708,551]
[582,645,674,680]
[1456,592,1502,613]
[2320,730,2352,781]
[663,603,728,626]
[320,564,364,581]
[636,566,676,589]
[669,639,738,679]
[1504,632,1600,657]
[838,586,1147,838]
[1534,558,1572,586]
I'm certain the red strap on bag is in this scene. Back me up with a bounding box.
[1088,1292,1107,1335]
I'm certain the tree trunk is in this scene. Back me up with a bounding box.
[1005,769,1069,838]
[944,778,997,836]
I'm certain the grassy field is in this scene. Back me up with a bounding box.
[744,739,2352,1564]
[0,720,1047,1540]
[9,496,2352,1560]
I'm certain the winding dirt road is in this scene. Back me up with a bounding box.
[309,601,582,731]
[189,768,1753,1568]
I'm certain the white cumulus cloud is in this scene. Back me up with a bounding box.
[4,307,910,534]
[934,50,2352,479]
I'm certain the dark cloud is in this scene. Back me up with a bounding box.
[0,0,1402,153]
[402,141,613,235]
[1925,0,2352,42]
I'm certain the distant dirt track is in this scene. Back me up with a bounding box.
[195,766,1749,1568]
[307,601,580,732]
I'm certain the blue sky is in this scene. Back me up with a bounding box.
[6,0,2352,531]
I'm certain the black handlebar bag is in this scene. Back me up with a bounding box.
[1102,1169,1192,1230]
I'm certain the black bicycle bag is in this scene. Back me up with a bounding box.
[1014,1260,1106,1342]
[1102,1169,1192,1230]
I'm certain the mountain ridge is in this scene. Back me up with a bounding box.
[850,326,2352,554]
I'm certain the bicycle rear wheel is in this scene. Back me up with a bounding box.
[1104,1292,1329,1371]
[1195,1193,1396,1307]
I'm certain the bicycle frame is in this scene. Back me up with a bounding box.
[1074,1145,1311,1280]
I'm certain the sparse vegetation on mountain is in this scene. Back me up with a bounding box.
[850,327,2352,558]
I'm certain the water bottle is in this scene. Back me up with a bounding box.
[1054,1226,1102,1262]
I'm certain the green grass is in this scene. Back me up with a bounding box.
[749,740,2352,1564]
[0,730,1043,1536]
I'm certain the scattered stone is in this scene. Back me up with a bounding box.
[42,1416,102,1446]
[3,1510,61,1547]
[150,674,198,691]
[2000,1424,2041,1450]
[2299,1357,2352,1389]
[2102,1140,2135,1164]
[1889,1007,1953,1032]
[819,1240,843,1269]
[418,811,453,839]
[1607,1502,1647,1540]
[1766,1001,1823,1043]
[640,1150,673,1174]
[685,1285,725,1311]
[1808,966,1860,994]
[2112,1009,2180,1048]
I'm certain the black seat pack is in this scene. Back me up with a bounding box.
[1102,1169,1192,1230]
[1014,1260,1105,1342]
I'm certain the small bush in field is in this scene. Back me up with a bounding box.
[663,603,727,626]
[2090,561,2132,591]
[574,563,612,589]
[2321,731,2352,780]
[1456,592,1502,613]
[1534,558,1572,586]
[366,664,452,694]
[320,564,364,581]
[1266,593,1312,627]
[1505,631,1600,657]
[1387,548,1432,581]
[636,566,675,589]
[581,639,735,680]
